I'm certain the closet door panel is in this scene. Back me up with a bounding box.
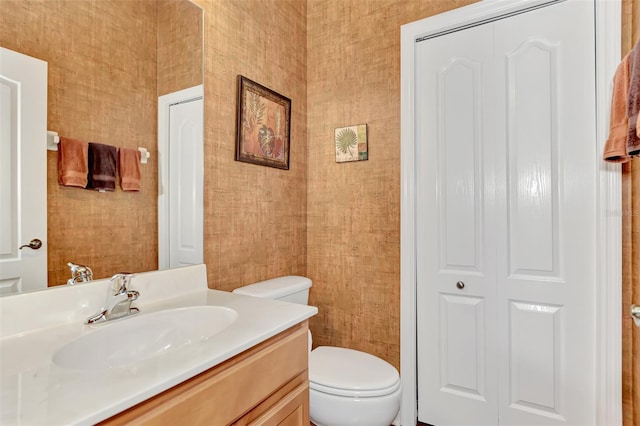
[439,58,484,272]
[439,294,486,395]
[505,40,560,277]
[494,1,596,425]
[416,22,498,426]
[508,301,562,416]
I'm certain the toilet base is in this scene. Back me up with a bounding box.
[309,386,401,426]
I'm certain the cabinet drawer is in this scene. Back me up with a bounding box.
[248,382,309,426]
[102,322,308,425]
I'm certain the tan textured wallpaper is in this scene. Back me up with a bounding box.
[157,0,203,97]
[192,0,307,291]
[0,0,159,286]
[306,0,475,370]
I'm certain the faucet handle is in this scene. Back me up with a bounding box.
[67,262,93,285]
[110,273,136,294]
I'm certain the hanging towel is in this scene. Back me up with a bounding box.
[87,142,117,191]
[58,137,89,187]
[604,53,631,163]
[629,41,640,156]
[118,148,142,191]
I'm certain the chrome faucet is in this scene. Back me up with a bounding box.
[67,262,93,285]
[86,273,140,324]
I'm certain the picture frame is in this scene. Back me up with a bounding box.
[235,76,291,170]
[335,124,368,163]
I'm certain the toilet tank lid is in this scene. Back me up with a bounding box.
[232,275,311,299]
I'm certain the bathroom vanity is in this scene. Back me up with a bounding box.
[102,321,309,425]
[0,265,317,425]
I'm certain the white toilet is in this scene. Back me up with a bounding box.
[233,276,401,426]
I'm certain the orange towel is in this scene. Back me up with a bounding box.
[118,148,141,191]
[58,137,89,187]
[604,53,631,163]
[87,142,117,191]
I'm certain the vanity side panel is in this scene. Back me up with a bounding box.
[100,321,308,425]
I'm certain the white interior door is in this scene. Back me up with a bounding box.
[168,97,203,269]
[416,1,596,424]
[415,23,498,426]
[493,2,596,424]
[0,47,47,295]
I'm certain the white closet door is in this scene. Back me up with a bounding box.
[416,0,596,424]
[416,23,498,426]
[493,1,596,424]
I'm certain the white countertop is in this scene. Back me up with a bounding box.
[0,265,317,425]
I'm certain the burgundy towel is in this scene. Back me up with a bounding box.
[628,40,640,156]
[58,137,89,187]
[87,142,117,191]
[118,148,141,191]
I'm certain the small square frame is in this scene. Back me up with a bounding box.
[335,124,368,163]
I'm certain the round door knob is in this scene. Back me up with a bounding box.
[456,281,465,289]
[19,239,42,250]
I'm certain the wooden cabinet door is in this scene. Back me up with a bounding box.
[248,383,309,426]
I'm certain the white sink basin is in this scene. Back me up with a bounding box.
[52,306,238,370]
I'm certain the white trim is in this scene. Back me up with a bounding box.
[399,1,621,425]
[400,19,417,426]
[158,85,204,270]
[595,1,622,424]
[403,0,564,42]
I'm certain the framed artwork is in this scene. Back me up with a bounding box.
[236,76,291,170]
[335,124,368,163]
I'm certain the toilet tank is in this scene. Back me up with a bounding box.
[232,276,311,305]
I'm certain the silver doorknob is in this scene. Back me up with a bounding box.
[19,239,42,250]
[632,305,640,327]
[456,281,465,289]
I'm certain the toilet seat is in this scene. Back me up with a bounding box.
[310,378,401,398]
[309,346,401,398]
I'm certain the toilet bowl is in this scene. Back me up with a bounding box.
[309,346,401,426]
[232,276,401,426]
